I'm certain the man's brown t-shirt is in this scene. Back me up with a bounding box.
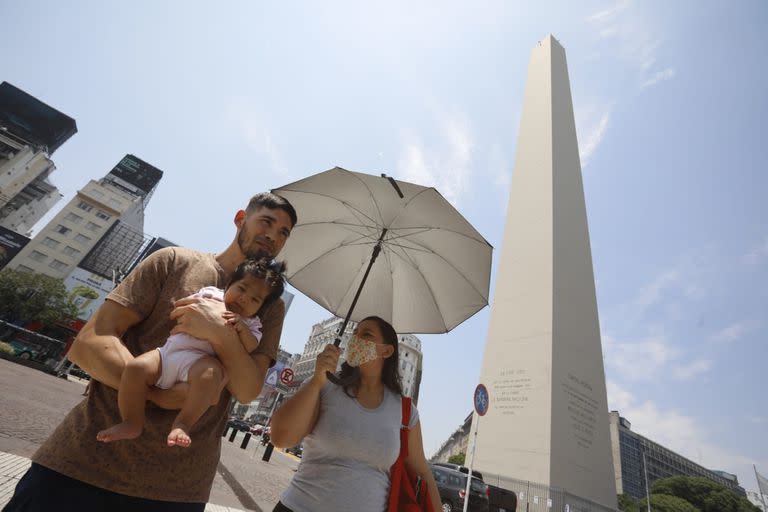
[32,247,284,502]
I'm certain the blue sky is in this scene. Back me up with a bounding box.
[3,0,766,492]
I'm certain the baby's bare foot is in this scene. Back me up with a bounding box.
[96,422,142,443]
[167,426,192,448]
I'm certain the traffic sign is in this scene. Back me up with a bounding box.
[474,383,489,416]
[280,368,294,385]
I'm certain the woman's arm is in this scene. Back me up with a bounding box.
[270,344,340,448]
[404,421,442,512]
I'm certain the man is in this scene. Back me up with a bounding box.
[3,193,297,511]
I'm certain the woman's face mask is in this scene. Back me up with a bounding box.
[345,335,381,367]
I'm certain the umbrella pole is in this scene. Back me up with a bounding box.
[333,228,388,347]
[327,228,388,385]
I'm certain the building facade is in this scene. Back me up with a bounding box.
[8,155,161,280]
[608,411,746,500]
[0,82,76,235]
[293,316,424,402]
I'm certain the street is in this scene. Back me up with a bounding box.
[0,359,299,511]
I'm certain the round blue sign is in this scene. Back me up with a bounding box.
[474,384,489,416]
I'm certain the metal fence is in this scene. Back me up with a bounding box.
[483,471,618,512]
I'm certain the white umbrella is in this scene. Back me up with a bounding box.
[272,166,492,341]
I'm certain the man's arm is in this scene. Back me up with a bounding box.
[68,299,190,410]
[67,300,141,390]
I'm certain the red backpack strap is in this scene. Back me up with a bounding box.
[400,396,412,457]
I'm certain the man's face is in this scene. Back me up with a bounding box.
[236,206,293,259]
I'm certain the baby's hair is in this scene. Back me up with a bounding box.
[227,257,287,314]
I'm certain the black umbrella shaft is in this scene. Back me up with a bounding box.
[333,228,388,347]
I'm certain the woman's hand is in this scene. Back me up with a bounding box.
[312,344,341,386]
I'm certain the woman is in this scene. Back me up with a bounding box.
[270,316,441,512]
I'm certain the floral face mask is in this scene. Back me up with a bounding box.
[345,335,381,367]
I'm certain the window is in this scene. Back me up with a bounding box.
[16,265,34,273]
[62,246,81,257]
[89,189,105,199]
[64,212,83,224]
[41,237,60,249]
[95,211,111,221]
[54,224,71,235]
[29,250,47,262]
[49,259,68,271]
[74,234,92,245]
[76,201,93,212]
[108,198,122,209]
[85,222,101,232]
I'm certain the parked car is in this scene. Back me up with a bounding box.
[250,424,265,435]
[487,484,517,512]
[430,464,489,512]
[433,462,484,482]
[285,443,303,458]
[226,418,251,432]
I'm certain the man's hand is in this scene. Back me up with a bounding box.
[169,295,230,348]
[147,382,190,410]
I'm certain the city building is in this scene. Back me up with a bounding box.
[0,82,77,235]
[7,154,162,279]
[608,411,746,500]
[430,412,472,463]
[235,348,299,425]
[293,316,424,402]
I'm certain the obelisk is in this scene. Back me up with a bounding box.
[472,36,617,510]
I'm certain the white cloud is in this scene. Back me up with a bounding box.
[586,1,675,89]
[711,322,755,344]
[604,334,678,381]
[576,105,611,168]
[641,67,676,89]
[634,269,680,311]
[586,0,630,26]
[742,237,768,265]
[672,358,713,381]
[397,113,474,206]
[226,98,289,177]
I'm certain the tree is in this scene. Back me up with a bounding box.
[651,476,761,512]
[448,453,465,465]
[638,494,700,512]
[618,494,639,512]
[0,269,78,326]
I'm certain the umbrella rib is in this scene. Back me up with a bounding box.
[389,225,491,247]
[386,245,448,332]
[389,235,489,301]
[278,188,382,228]
[348,170,385,226]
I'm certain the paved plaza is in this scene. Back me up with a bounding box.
[0,359,299,511]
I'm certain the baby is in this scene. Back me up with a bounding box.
[96,257,286,448]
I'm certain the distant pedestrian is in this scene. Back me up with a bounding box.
[269,316,441,512]
[3,193,296,512]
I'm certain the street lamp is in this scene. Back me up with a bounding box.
[642,449,652,512]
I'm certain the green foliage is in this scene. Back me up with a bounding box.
[639,493,700,512]
[448,453,466,465]
[0,269,78,326]
[618,493,639,512]
[651,475,760,512]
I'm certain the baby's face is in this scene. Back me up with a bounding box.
[224,274,271,318]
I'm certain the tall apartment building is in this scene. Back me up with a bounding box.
[8,154,162,282]
[0,82,77,235]
[293,316,424,402]
[608,411,746,500]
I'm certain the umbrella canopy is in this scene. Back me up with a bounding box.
[272,167,492,334]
